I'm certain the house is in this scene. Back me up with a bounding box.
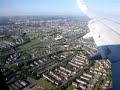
[76,79,87,85]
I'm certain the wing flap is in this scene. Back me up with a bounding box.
[89,53,102,60]
[83,32,92,39]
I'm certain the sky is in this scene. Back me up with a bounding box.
[0,0,120,16]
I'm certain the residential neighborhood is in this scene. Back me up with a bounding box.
[0,16,111,90]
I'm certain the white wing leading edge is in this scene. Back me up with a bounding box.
[77,0,97,18]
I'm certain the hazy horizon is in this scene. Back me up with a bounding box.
[0,0,120,16]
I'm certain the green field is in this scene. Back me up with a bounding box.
[19,39,54,49]
[37,77,56,89]
[66,85,74,90]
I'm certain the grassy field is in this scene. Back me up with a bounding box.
[66,85,74,90]
[19,39,54,49]
[37,77,56,89]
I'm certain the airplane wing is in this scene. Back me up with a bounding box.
[77,0,120,90]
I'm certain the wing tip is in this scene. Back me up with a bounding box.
[77,0,88,12]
